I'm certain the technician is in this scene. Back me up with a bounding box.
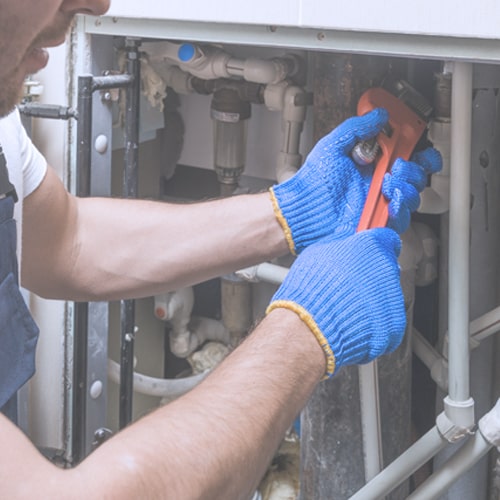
[0,0,441,498]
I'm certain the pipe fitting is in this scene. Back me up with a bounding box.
[228,56,291,84]
[154,289,230,358]
[412,329,448,391]
[436,396,475,443]
[177,44,232,80]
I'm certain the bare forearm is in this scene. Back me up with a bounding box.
[0,309,324,499]
[22,167,288,301]
[76,309,323,499]
[71,193,287,300]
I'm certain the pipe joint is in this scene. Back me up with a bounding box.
[437,397,475,442]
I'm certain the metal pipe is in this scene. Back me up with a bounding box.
[18,103,77,120]
[92,74,133,91]
[350,426,449,500]
[447,61,473,403]
[72,74,93,464]
[407,432,493,500]
[119,39,141,429]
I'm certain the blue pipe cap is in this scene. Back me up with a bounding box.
[178,43,196,63]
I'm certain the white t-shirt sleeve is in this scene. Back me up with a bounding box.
[0,109,47,200]
[16,111,48,198]
[0,109,48,266]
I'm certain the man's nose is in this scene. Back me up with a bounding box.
[60,0,111,17]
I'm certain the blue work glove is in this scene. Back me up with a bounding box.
[266,228,405,377]
[270,108,442,254]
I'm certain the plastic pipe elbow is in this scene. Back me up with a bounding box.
[154,288,195,358]
[178,44,232,80]
[240,57,289,84]
[162,66,194,95]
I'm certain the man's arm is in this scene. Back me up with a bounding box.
[21,166,289,301]
[21,109,440,302]
[0,309,324,499]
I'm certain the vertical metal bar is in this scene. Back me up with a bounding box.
[119,39,141,429]
[72,74,93,464]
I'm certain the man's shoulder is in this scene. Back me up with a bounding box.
[0,108,23,139]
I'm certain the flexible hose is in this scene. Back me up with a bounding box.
[107,359,207,398]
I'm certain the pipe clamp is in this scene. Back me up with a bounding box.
[437,396,476,442]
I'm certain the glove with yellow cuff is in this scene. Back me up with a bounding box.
[270,108,442,255]
[266,228,405,377]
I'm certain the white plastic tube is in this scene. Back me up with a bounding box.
[236,262,289,285]
[408,420,495,499]
[107,359,207,399]
[470,305,500,343]
[263,83,308,182]
[358,362,384,480]
[447,61,473,405]
[350,426,449,500]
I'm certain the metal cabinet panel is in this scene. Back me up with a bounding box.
[299,0,500,39]
[104,0,500,40]
[105,1,301,26]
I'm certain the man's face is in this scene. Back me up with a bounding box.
[0,0,110,116]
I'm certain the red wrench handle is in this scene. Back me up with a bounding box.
[356,88,427,232]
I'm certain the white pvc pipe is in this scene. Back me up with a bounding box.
[276,85,308,182]
[470,305,500,343]
[358,362,384,480]
[448,61,473,403]
[407,431,492,500]
[107,359,207,399]
[350,426,449,500]
[236,262,289,285]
